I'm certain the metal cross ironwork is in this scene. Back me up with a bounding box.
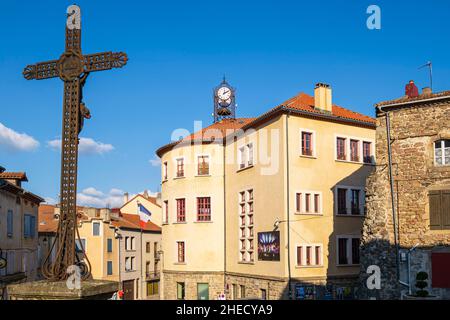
[23,4,127,281]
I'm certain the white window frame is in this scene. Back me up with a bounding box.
[238,145,246,170]
[174,156,186,178]
[247,143,254,167]
[238,188,255,263]
[296,243,323,267]
[295,190,323,215]
[336,235,361,266]
[434,140,450,167]
[334,185,365,216]
[299,128,317,158]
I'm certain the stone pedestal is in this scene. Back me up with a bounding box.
[7,280,119,300]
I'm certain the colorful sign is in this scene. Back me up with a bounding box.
[257,231,280,261]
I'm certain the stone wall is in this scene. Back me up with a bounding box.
[162,270,225,300]
[226,273,288,300]
[361,99,450,299]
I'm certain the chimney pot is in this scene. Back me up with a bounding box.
[422,87,432,95]
[314,83,332,112]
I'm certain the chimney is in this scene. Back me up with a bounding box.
[123,192,129,204]
[422,87,432,96]
[314,83,332,112]
[143,190,149,199]
[156,192,162,206]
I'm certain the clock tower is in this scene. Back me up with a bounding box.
[213,77,236,123]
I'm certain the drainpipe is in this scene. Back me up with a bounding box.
[223,140,227,298]
[377,106,400,281]
[285,111,292,300]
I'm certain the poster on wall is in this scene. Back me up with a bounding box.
[257,231,280,261]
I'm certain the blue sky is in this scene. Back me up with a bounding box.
[1,0,449,207]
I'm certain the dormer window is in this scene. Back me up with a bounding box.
[435,140,450,166]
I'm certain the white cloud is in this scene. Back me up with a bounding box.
[44,197,57,205]
[77,187,125,208]
[0,122,40,152]
[47,137,114,155]
[149,156,161,167]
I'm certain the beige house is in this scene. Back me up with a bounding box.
[156,83,376,300]
[0,168,43,299]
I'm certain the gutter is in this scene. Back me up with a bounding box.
[376,105,401,282]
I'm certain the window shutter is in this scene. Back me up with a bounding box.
[429,191,442,229]
[442,190,450,229]
[30,216,36,238]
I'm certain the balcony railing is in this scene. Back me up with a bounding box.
[146,271,160,280]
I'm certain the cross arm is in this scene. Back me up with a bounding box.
[83,52,128,73]
[23,59,59,80]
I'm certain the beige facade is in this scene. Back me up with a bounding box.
[157,84,376,300]
[0,170,43,299]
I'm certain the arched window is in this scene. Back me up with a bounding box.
[434,140,450,166]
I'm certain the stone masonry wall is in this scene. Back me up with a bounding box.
[361,99,450,299]
[162,270,224,300]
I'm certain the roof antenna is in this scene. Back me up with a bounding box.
[419,61,433,91]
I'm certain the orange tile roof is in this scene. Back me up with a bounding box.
[0,172,28,181]
[375,90,450,107]
[38,205,59,233]
[156,92,375,157]
[111,213,161,232]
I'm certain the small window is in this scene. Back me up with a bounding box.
[247,144,254,166]
[435,140,450,166]
[337,137,346,160]
[177,241,185,263]
[337,189,347,215]
[177,198,186,222]
[107,238,113,253]
[75,239,86,253]
[176,158,184,177]
[177,282,185,300]
[7,210,13,237]
[239,147,246,169]
[350,139,359,162]
[337,236,360,265]
[107,261,113,275]
[93,222,100,236]
[163,161,168,180]
[240,285,246,298]
[163,200,169,224]
[197,197,211,221]
[363,141,372,164]
[351,189,360,215]
[146,242,151,254]
[338,238,348,265]
[301,131,313,156]
[198,155,210,175]
[260,289,267,300]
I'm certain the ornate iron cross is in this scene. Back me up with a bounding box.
[23,5,127,281]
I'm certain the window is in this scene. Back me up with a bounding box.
[75,239,86,253]
[147,280,159,296]
[301,131,313,156]
[337,137,346,160]
[176,198,186,222]
[247,144,254,166]
[163,200,169,224]
[107,261,113,275]
[198,155,210,175]
[197,283,209,300]
[125,257,131,271]
[93,222,100,236]
[177,241,185,263]
[232,284,238,299]
[146,242,151,254]
[197,197,211,221]
[154,242,159,259]
[239,189,254,262]
[435,140,450,166]
[350,139,359,162]
[297,245,322,266]
[177,282,185,300]
[146,261,150,274]
[7,210,13,237]
[107,238,113,253]
[260,289,267,300]
[337,188,347,215]
[240,285,246,299]
[429,190,450,230]
[125,237,130,251]
[131,237,136,251]
[351,189,360,215]
[239,147,246,169]
[337,236,360,265]
[296,191,321,214]
[176,158,184,177]
[131,257,135,270]
[23,214,36,238]
[363,141,372,164]
[163,161,168,180]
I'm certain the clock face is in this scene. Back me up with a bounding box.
[219,98,232,107]
[217,86,232,100]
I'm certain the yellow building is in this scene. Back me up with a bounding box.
[156,83,376,300]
